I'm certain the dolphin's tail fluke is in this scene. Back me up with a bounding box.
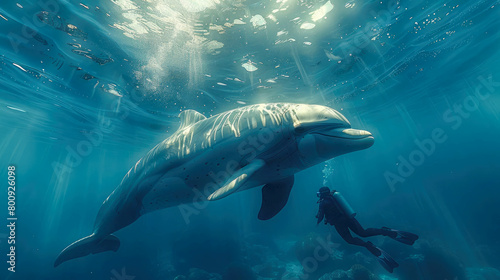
[54,234,120,267]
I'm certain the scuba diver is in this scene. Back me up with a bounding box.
[316,187,418,273]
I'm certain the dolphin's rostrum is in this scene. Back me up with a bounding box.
[54,103,374,267]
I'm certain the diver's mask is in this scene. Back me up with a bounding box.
[317,187,333,198]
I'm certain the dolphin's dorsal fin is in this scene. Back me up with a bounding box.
[207,159,265,201]
[178,109,206,130]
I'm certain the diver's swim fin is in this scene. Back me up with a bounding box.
[54,234,120,267]
[383,227,419,245]
[376,248,399,273]
[366,241,399,273]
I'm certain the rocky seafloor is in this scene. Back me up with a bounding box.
[160,227,498,280]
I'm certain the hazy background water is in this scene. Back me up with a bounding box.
[1,0,500,279]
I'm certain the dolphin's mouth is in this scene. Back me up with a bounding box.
[312,128,373,140]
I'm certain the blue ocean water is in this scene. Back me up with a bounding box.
[1,0,500,279]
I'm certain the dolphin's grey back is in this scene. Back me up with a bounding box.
[152,103,297,160]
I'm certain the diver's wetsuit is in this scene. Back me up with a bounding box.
[316,194,395,254]
[316,189,418,273]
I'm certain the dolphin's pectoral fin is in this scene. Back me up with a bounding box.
[207,174,249,201]
[178,109,207,130]
[207,159,265,201]
[54,234,120,267]
[258,176,294,220]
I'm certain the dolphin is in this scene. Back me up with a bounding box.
[54,103,374,267]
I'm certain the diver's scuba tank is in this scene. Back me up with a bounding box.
[332,191,356,218]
